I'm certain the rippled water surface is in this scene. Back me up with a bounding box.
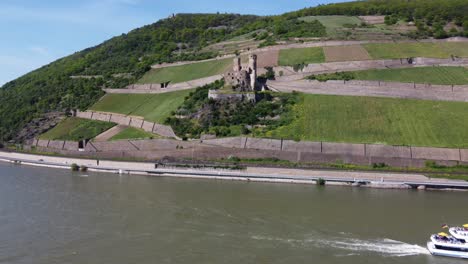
[0,162,467,264]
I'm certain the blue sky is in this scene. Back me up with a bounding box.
[0,0,346,86]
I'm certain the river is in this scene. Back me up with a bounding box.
[0,162,467,264]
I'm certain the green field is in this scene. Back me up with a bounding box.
[278,47,325,66]
[267,94,468,148]
[314,66,468,85]
[353,66,468,85]
[40,117,115,141]
[364,42,468,59]
[90,89,193,123]
[299,15,361,35]
[109,127,157,141]
[138,58,232,84]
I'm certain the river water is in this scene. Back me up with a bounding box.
[1,162,467,264]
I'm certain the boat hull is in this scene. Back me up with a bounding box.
[427,242,468,259]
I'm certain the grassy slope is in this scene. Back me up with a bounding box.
[267,94,468,148]
[90,89,193,123]
[351,66,468,85]
[278,47,325,66]
[299,15,361,35]
[137,58,232,84]
[109,127,157,141]
[364,42,468,59]
[40,117,115,141]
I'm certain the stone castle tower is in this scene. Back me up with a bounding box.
[224,54,258,91]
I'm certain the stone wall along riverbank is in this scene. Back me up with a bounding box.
[30,137,468,169]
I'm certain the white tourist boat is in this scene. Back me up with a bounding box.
[427,232,468,259]
[449,224,468,241]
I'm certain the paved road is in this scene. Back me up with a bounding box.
[2,151,467,189]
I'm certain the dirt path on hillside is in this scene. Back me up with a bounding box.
[94,125,127,142]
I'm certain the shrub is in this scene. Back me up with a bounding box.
[384,15,398,25]
[372,162,388,169]
[307,71,355,82]
[258,37,278,48]
[71,163,80,171]
[240,126,250,135]
[292,63,307,72]
[264,67,276,80]
[227,155,241,162]
[434,29,448,39]
[316,178,326,186]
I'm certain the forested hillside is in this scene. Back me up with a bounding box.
[0,14,260,142]
[0,12,328,142]
[288,0,468,38]
[1,0,467,142]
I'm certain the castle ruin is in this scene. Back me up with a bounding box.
[224,54,257,91]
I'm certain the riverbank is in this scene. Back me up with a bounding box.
[1,150,467,191]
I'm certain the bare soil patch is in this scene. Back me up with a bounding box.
[256,50,280,68]
[324,45,371,62]
[358,16,385,25]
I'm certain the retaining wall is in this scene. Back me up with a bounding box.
[366,144,411,159]
[33,139,79,151]
[282,140,322,153]
[245,138,282,151]
[322,142,366,156]
[461,149,468,162]
[202,137,248,149]
[106,75,223,94]
[110,114,132,126]
[411,147,461,161]
[76,110,176,138]
[34,135,468,164]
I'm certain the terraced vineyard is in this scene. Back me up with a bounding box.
[278,42,468,66]
[278,47,325,66]
[351,66,468,85]
[90,89,193,123]
[267,94,468,148]
[299,15,361,36]
[138,58,232,84]
[39,118,115,141]
[364,42,468,59]
[323,45,371,62]
[311,66,468,85]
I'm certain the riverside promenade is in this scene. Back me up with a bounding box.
[1,151,467,190]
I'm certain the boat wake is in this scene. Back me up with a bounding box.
[317,238,429,257]
[251,235,429,257]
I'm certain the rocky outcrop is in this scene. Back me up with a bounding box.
[15,112,65,143]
